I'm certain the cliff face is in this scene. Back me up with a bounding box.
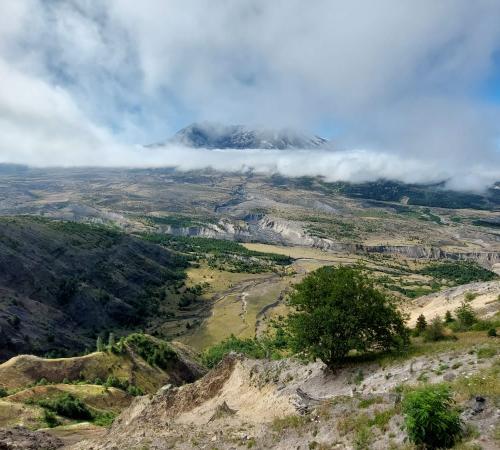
[159,215,500,268]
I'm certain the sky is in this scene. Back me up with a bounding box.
[1,0,500,190]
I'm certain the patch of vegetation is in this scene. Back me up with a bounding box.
[450,301,478,332]
[319,179,497,210]
[93,411,117,427]
[143,233,292,273]
[139,214,216,228]
[423,317,451,342]
[35,393,93,421]
[119,333,176,370]
[201,335,266,368]
[476,345,497,359]
[418,261,497,285]
[403,384,462,449]
[358,396,384,409]
[453,359,500,400]
[43,409,60,428]
[272,414,309,433]
[284,266,409,366]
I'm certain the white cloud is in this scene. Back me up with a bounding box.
[0,0,499,189]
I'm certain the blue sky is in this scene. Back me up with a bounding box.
[0,0,499,188]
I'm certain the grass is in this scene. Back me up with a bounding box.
[452,358,500,402]
[272,414,309,433]
[358,396,384,409]
[377,331,494,367]
[476,345,497,359]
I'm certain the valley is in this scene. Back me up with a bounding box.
[0,166,499,449]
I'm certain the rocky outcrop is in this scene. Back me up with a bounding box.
[0,427,63,449]
[256,216,500,267]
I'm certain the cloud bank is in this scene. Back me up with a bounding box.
[0,0,500,190]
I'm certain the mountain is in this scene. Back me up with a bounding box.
[157,122,328,149]
[0,217,190,361]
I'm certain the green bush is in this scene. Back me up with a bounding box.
[43,409,60,428]
[38,394,93,421]
[285,266,409,366]
[201,335,266,368]
[415,314,427,335]
[93,411,116,427]
[403,385,462,449]
[488,328,497,337]
[122,333,176,370]
[423,317,447,342]
[127,385,144,396]
[455,301,477,330]
[0,386,8,398]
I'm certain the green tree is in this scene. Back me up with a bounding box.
[285,266,409,366]
[455,300,477,330]
[108,332,116,349]
[96,335,105,352]
[444,310,453,323]
[423,316,446,342]
[415,314,427,334]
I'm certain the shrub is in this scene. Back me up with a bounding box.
[403,384,462,449]
[201,335,266,368]
[488,328,497,337]
[43,409,60,428]
[122,333,176,370]
[455,301,477,330]
[415,314,427,335]
[285,266,409,366]
[464,292,478,302]
[444,310,453,323]
[96,336,105,352]
[0,386,7,398]
[38,394,93,421]
[127,385,144,396]
[93,411,116,427]
[423,317,447,342]
[104,375,128,390]
[476,346,497,359]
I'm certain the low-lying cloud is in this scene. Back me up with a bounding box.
[0,0,500,191]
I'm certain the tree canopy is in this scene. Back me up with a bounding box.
[285,266,409,366]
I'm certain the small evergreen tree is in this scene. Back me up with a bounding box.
[108,332,116,349]
[96,336,105,352]
[444,310,453,323]
[455,301,477,330]
[424,316,446,342]
[415,314,427,334]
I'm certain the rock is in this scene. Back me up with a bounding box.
[209,401,237,422]
[157,384,173,396]
[472,396,486,414]
[443,372,456,381]
[0,427,63,450]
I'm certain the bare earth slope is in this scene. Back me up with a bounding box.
[71,347,500,450]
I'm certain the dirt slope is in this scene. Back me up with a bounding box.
[407,280,500,326]
[0,340,205,393]
[70,344,499,450]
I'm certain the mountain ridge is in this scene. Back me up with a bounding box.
[152,121,329,149]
